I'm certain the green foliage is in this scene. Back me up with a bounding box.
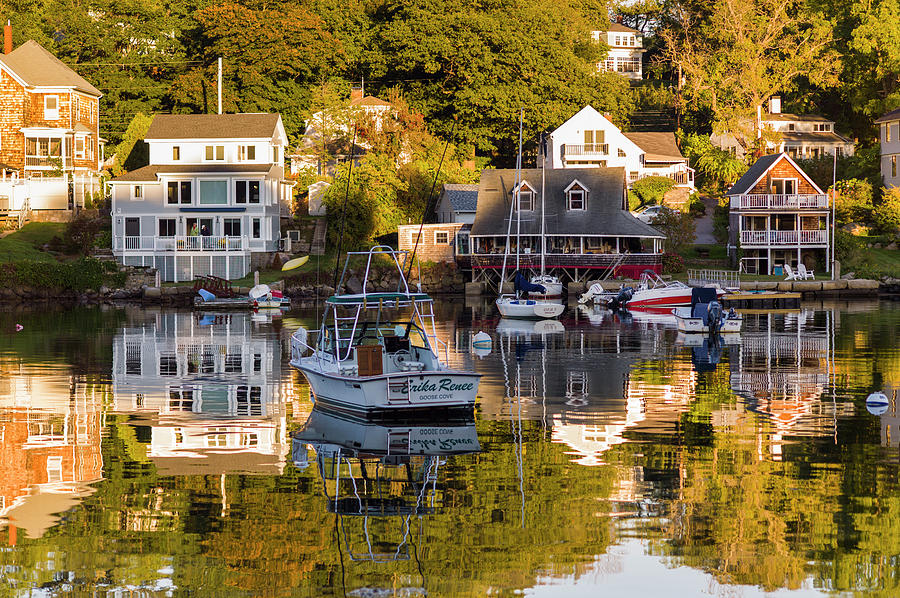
[874,187,900,234]
[653,206,696,253]
[631,176,675,207]
[833,178,874,225]
[0,257,110,291]
[712,196,731,244]
[695,147,747,189]
[627,191,642,211]
[112,113,153,176]
[688,197,707,217]
[0,223,66,262]
[64,211,109,255]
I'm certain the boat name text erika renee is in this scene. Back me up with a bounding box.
[408,379,476,394]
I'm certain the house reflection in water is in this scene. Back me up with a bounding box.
[111,310,290,475]
[0,367,104,540]
[729,310,854,459]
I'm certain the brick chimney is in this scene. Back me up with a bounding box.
[4,21,11,55]
[350,86,363,102]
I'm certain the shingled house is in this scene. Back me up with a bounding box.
[0,27,103,222]
[465,167,665,283]
[108,113,292,282]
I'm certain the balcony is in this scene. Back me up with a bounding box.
[630,167,695,187]
[740,230,828,246]
[731,194,829,210]
[562,143,609,159]
[117,235,248,253]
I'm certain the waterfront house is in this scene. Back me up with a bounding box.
[713,97,855,161]
[108,113,291,282]
[398,222,470,263]
[876,106,900,188]
[592,23,645,80]
[465,167,665,283]
[544,106,695,191]
[726,153,830,275]
[435,183,478,224]
[0,27,103,224]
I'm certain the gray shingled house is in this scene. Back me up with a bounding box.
[108,113,293,282]
[466,167,665,282]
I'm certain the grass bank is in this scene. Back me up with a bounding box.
[0,223,66,262]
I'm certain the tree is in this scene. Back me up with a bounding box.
[874,187,900,234]
[658,0,839,150]
[653,206,696,252]
[833,178,874,225]
[111,113,153,176]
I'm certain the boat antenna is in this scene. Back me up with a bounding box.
[405,118,457,282]
[332,122,359,292]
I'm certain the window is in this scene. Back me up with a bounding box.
[235,180,261,204]
[566,182,587,211]
[159,353,177,375]
[205,145,225,161]
[889,125,893,143]
[125,342,141,375]
[252,218,261,239]
[207,427,228,448]
[238,145,256,160]
[132,185,143,200]
[813,123,831,132]
[168,389,194,411]
[167,181,192,204]
[435,231,449,244]
[172,146,180,160]
[618,148,626,158]
[516,188,534,211]
[158,218,176,237]
[771,178,797,194]
[74,136,85,159]
[125,217,140,236]
[46,456,63,484]
[44,95,59,120]
[615,35,621,45]
[788,123,795,132]
[198,180,228,204]
[272,145,280,163]
[893,155,897,178]
[223,218,241,237]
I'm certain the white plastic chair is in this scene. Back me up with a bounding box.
[783,264,800,281]
[797,264,815,279]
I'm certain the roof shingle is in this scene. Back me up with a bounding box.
[0,40,101,96]
[145,113,282,140]
[441,183,478,212]
[623,132,685,162]
[110,164,276,182]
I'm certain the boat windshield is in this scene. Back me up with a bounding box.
[319,320,431,355]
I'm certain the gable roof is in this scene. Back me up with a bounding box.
[109,163,276,182]
[726,153,824,196]
[876,107,900,124]
[441,183,479,212]
[145,113,282,140]
[350,95,392,108]
[763,113,832,123]
[0,40,101,96]
[471,167,664,238]
[607,23,640,34]
[623,132,685,162]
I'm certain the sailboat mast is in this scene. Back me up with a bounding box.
[540,135,546,276]
[515,109,523,274]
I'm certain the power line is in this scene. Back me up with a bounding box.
[63,60,204,67]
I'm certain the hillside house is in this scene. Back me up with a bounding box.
[726,153,830,275]
[435,183,478,224]
[0,28,103,223]
[713,97,855,160]
[465,167,665,283]
[544,106,694,190]
[592,23,645,80]
[876,106,900,188]
[108,113,292,282]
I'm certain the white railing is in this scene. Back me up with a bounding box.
[733,194,828,209]
[118,235,248,252]
[630,166,695,187]
[687,269,740,290]
[740,230,828,245]
[17,197,31,229]
[562,143,609,157]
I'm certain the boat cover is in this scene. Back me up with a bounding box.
[514,272,546,294]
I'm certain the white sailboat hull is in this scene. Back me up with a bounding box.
[294,358,480,417]
[672,307,743,333]
[496,296,565,319]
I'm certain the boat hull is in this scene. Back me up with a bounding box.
[294,362,480,418]
[496,297,565,319]
[528,278,564,299]
[672,307,742,333]
[625,287,724,308]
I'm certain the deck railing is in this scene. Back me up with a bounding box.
[732,194,828,209]
[117,235,248,252]
[740,230,828,245]
[562,143,610,157]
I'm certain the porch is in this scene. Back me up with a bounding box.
[731,194,829,210]
[740,229,829,246]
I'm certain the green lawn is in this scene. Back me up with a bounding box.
[866,248,900,276]
[0,222,66,262]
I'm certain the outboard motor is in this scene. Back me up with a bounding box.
[707,300,723,335]
[608,286,634,311]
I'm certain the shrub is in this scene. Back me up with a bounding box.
[661,252,685,274]
[712,196,730,244]
[653,206,696,253]
[64,211,105,255]
[631,176,675,207]
[0,257,109,291]
[874,187,900,234]
[833,179,874,225]
[688,197,706,217]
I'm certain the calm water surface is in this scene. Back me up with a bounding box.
[0,299,899,597]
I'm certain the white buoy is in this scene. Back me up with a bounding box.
[472,331,492,351]
[866,392,890,416]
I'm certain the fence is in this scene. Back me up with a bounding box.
[687,269,740,290]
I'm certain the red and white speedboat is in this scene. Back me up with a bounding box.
[580,271,724,308]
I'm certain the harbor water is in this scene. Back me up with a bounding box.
[0,298,899,596]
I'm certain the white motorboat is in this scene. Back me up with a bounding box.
[290,247,481,418]
[580,270,724,309]
[249,284,290,309]
[671,288,742,333]
[496,295,565,319]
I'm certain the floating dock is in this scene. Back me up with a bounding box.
[721,292,802,309]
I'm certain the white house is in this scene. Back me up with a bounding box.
[876,106,900,188]
[544,106,695,189]
[108,113,292,282]
[592,23,645,80]
[713,97,855,160]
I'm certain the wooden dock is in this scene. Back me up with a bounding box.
[721,291,802,309]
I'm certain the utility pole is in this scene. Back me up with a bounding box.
[217,57,222,115]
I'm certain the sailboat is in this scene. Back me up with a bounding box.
[528,134,564,299]
[496,111,565,320]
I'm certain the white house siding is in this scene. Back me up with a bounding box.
[880,119,900,188]
[546,106,644,172]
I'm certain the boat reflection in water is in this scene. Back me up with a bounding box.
[294,409,479,574]
[111,310,290,475]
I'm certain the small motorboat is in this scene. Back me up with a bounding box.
[290,246,481,418]
[250,284,290,309]
[672,288,742,333]
[580,270,724,308]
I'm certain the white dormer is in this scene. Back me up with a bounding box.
[513,180,537,211]
[564,179,588,211]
